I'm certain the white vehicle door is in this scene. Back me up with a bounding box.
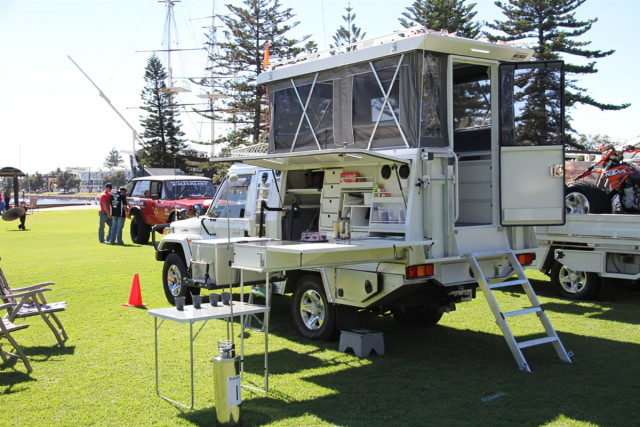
[499,61,565,226]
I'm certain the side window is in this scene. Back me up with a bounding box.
[420,53,443,145]
[499,61,564,146]
[453,64,491,130]
[352,66,402,147]
[130,180,150,197]
[273,81,334,152]
[150,181,164,199]
[452,62,492,153]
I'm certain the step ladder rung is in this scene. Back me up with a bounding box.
[488,279,528,289]
[517,336,558,349]
[466,251,571,371]
[503,307,541,318]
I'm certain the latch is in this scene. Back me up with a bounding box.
[417,175,430,188]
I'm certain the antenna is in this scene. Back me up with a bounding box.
[67,55,145,175]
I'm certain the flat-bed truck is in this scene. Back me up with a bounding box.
[156,27,573,371]
[537,213,640,299]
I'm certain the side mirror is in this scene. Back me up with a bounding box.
[176,209,189,220]
[193,204,204,217]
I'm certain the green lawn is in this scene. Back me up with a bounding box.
[1,209,638,426]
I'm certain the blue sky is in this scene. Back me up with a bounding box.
[1,0,638,174]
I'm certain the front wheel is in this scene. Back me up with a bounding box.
[292,275,336,341]
[130,212,151,244]
[162,253,199,305]
[551,260,601,300]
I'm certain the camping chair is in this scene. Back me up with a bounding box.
[0,264,68,347]
[0,303,32,372]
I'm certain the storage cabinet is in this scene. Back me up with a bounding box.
[339,173,406,233]
[315,168,409,236]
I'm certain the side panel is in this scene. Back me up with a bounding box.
[499,61,565,226]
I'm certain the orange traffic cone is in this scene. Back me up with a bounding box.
[123,274,147,307]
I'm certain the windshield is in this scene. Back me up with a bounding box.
[207,174,253,218]
[165,180,216,200]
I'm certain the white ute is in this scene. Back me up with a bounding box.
[156,28,572,371]
[537,213,640,299]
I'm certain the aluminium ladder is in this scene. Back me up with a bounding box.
[467,251,572,372]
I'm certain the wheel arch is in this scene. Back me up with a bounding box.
[285,269,333,303]
[157,240,190,266]
[539,241,593,276]
[128,206,143,219]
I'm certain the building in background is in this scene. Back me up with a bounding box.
[66,167,128,193]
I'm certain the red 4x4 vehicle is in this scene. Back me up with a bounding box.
[125,175,216,244]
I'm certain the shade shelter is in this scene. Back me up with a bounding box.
[0,167,26,208]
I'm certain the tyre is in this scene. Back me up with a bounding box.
[392,306,443,327]
[130,212,151,244]
[162,253,200,305]
[550,260,601,300]
[292,275,336,341]
[565,182,611,214]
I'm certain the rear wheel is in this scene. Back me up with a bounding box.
[130,212,151,244]
[162,253,199,305]
[565,182,610,214]
[292,275,336,341]
[551,260,601,300]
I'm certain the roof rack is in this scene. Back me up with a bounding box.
[230,143,268,156]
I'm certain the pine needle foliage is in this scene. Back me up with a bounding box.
[330,3,367,52]
[399,0,481,39]
[209,0,316,149]
[139,54,187,171]
[487,0,629,139]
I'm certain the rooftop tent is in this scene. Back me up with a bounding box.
[266,52,424,153]
[0,167,26,208]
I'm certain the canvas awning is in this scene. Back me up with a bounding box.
[0,167,26,177]
[209,148,410,171]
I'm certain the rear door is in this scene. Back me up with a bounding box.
[499,61,565,226]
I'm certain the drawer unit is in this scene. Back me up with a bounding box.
[324,169,343,184]
[319,212,339,229]
[321,197,340,214]
[322,183,340,198]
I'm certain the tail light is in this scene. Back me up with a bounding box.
[517,253,535,266]
[406,264,434,279]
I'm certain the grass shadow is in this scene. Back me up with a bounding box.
[235,327,639,426]
[24,344,76,362]
[178,409,216,426]
[0,370,35,393]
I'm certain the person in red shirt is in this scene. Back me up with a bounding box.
[99,183,113,243]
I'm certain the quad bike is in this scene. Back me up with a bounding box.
[565,144,640,214]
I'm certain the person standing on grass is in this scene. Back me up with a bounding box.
[0,189,4,213]
[99,183,112,243]
[18,201,28,230]
[109,187,128,245]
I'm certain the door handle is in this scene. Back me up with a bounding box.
[549,164,564,177]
